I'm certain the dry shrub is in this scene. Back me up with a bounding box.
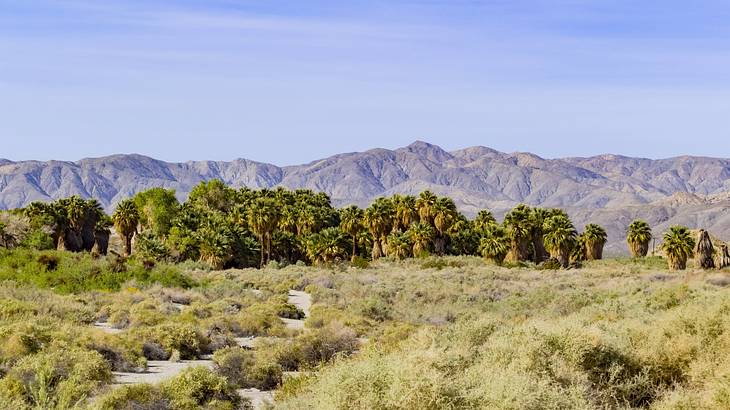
[213,347,283,390]
[297,322,359,367]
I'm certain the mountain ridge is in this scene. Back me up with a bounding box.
[3,141,730,255]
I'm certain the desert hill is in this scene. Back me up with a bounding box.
[2,141,730,255]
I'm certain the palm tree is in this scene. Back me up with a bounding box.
[717,243,730,269]
[694,229,714,269]
[572,233,587,263]
[296,206,317,236]
[529,208,550,262]
[198,225,232,270]
[431,197,456,254]
[473,210,497,233]
[81,198,105,251]
[65,196,87,232]
[386,231,412,260]
[448,217,479,256]
[503,204,533,262]
[627,220,652,257]
[543,214,578,268]
[247,197,280,266]
[662,226,695,270]
[583,224,607,260]
[93,214,113,255]
[278,205,298,234]
[112,199,140,256]
[479,224,509,265]
[407,222,434,257]
[416,191,437,225]
[339,205,364,261]
[306,227,349,265]
[364,198,394,259]
[393,195,418,232]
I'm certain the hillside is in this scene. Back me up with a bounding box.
[2,141,730,254]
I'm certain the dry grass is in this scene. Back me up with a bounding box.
[3,251,730,409]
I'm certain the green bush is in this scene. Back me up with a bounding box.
[213,347,283,390]
[354,296,392,322]
[94,384,170,410]
[0,346,111,409]
[350,256,370,269]
[296,323,359,367]
[0,249,195,293]
[161,366,239,410]
[134,323,208,359]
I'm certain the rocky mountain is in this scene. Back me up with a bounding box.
[2,141,730,255]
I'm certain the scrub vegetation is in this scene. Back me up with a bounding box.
[0,182,728,409]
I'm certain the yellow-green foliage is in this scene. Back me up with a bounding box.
[94,368,242,410]
[3,250,730,409]
[272,261,730,409]
[213,346,283,390]
[93,384,169,410]
[0,249,196,293]
[160,367,240,410]
[0,345,111,409]
[131,323,208,359]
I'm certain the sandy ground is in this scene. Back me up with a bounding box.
[107,289,312,409]
[238,388,275,408]
[281,290,312,330]
[113,360,215,385]
[235,336,258,349]
[288,290,312,316]
[93,321,123,334]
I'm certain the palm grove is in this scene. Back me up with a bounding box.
[0,180,722,271]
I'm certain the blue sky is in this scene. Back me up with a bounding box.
[2,0,730,164]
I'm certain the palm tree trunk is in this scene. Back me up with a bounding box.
[668,255,686,270]
[716,244,730,269]
[587,241,604,260]
[532,233,547,262]
[266,233,272,265]
[259,234,265,267]
[124,235,133,256]
[372,240,382,259]
[558,249,569,268]
[630,241,649,258]
[351,240,357,262]
[695,230,715,269]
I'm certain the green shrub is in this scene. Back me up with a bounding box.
[236,304,287,337]
[134,231,170,261]
[354,296,392,322]
[94,384,170,410]
[0,249,195,293]
[277,302,305,320]
[161,366,239,410]
[296,323,359,367]
[213,347,283,390]
[1,346,111,409]
[134,323,208,359]
[37,254,59,271]
[350,256,370,269]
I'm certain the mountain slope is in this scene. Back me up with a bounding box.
[2,141,730,254]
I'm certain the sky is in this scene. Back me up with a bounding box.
[1,0,730,164]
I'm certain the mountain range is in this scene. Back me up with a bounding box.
[2,141,730,255]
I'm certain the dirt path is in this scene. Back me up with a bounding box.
[112,360,215,386]
[288,290,312,316]
[281,290,312,330]
[93,321,122,334]
[238,388,275,409]
[106,289,312,410]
